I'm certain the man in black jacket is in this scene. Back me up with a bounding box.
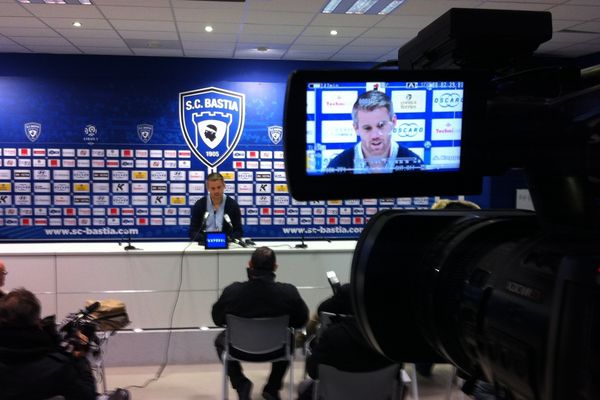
[212,246,309,400]
[0,288,96,400]
[188,171,243,242]
[298,283,397,399]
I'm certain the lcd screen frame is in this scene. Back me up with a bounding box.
[284,69,487,200]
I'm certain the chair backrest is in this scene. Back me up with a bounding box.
[316,364,401,400]
[316,311,348,339]
[225,314,291,357]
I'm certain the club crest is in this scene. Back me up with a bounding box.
[268,125,283,145]
[24,122,42,142]
[179,87,245,168]
[137,124,154,143]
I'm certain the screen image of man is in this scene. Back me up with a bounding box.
[326,90,423,173]
[188,172,243,242]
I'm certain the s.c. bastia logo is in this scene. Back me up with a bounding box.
[268,126,283,145]
[24,122,42,142]
[137,124,154,143]
[179,87,245,169]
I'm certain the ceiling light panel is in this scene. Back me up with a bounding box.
[321,0,405,15]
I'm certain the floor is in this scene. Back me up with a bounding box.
[100,362,467,400]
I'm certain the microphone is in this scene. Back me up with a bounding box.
[200,210,210,231]
[192,211,211,244]
[223,214,247,247]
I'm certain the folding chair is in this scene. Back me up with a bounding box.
[303,311,349,378]
[313,363,405,400]
[222,314,295,400]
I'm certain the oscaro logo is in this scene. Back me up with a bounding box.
[434,93,462,108]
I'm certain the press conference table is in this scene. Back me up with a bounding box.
[0,240,357,330]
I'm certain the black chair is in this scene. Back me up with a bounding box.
[222,314,295,400]
[313,363,406,400]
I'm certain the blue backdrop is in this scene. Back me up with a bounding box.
[0,54,490,241]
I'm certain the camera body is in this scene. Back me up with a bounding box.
[283,7,600,400]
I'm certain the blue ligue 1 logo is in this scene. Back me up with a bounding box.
[179,87,245,169]
[24,122,42,142]
[137,124,154,143]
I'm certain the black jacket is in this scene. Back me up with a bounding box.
[212,271,309,329]
[306,315,394,379]
[189,195,243,240]
[327,144,423,171]
[0,327,96,400]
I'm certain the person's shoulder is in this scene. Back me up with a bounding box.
[193,197,207,206]
[226,195,240,205]
[396,144,422,159]
[327,148,354,169]
[275,281,302,295]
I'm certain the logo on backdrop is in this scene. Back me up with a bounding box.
[24,122,42,142]
[83,124,99,146]
[137,124,154,143]
[267,125,283,145]
[179,86,245,169]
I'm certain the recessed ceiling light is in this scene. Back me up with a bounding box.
[321,0,405,15]
[72,21,82,27]
[204,25,214,33]
[330,29,338,36]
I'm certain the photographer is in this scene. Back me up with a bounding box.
[0,287,96,400]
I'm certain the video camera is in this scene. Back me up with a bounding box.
[283,8,600,400]
[58,301,101,356]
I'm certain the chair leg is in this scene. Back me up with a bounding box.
[222,358,228,400]
[409,363,419,400]
[444,365,456,400]
[289,355,294,400]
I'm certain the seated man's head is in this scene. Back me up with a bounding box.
[206,172,226,204]
[248,246,277,276]
[0,287,41,328]
[0,260,6,289]
[352,90,397,159]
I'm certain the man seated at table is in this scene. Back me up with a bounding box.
[189,172,243,243]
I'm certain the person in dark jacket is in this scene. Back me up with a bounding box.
[189,171,243,242]
[212,246,309,400]
[0,287,96,400]
[298,283,397,400]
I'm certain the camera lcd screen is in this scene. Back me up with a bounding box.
[284,70,487,200]
[306,80,463,175]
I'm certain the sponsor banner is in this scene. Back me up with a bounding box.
[0,76,488,241]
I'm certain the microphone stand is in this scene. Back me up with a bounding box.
[123,235,140,251]
[295,230,308,248]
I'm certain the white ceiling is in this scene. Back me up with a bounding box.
[0,0,599,62]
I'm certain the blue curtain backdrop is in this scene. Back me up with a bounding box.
[0,54,491,241]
